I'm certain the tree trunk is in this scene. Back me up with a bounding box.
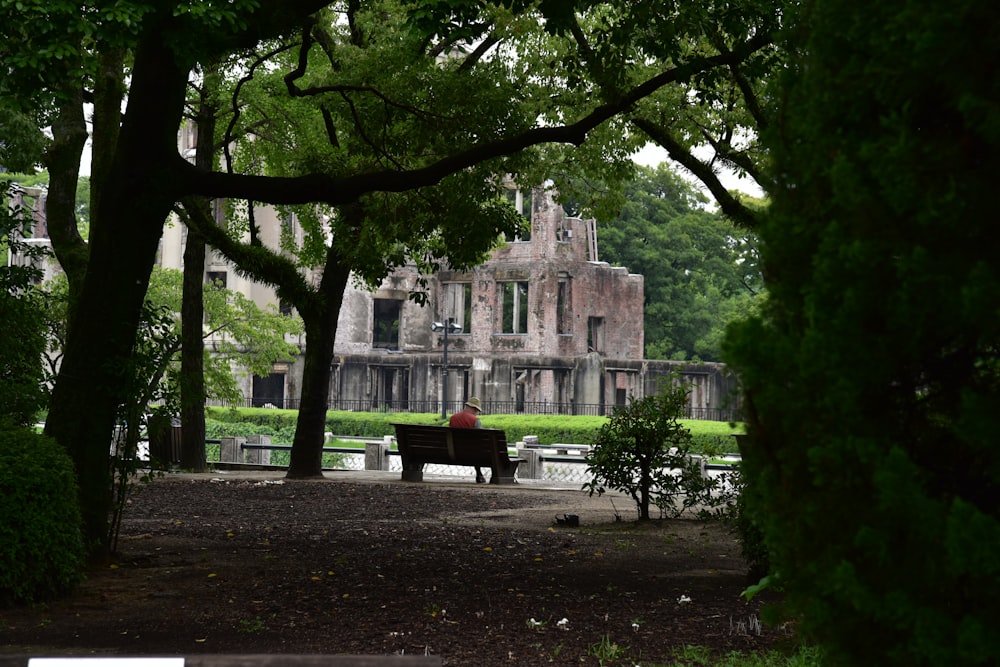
[44,88,89,294]
[286,262,351,479]
[179,76,219,473]
[181,230,208,472]
[44,35,189,558]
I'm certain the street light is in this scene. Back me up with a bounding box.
[431,318,463,419]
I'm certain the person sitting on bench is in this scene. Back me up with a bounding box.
[449,397,486,483]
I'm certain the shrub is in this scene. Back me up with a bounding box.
[0,425,85,605]
[582,381,707,520]
[724,0,1000,662]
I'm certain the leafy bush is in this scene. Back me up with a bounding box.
[582,381,708,520]
[0,426,85,605]
[0,190,49,427]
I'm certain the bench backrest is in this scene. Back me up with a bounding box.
[392,424,510,467]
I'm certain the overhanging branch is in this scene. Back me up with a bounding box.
[175,34,771,207]
[632,116,760,230]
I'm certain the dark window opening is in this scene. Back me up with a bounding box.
[588,316,605,353]
[557,276,571,334]
[504,188,532,242]
[373,298,402,349]
[444,282,472,333]
[206,271,227,289]
[252,373,285,408]
[500,281,529,334]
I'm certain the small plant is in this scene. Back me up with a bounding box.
[526,617,548,631]
[587,634,628,666]
[729,614,762,637]
[237,616,268,633]
[583,377,710,521]
[424,603,445,619]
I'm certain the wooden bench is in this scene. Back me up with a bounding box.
[391,423,523,485]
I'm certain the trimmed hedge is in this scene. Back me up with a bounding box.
[0,425,85,605]
[205,407,743,454]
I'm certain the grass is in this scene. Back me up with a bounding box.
[653,645,823,667]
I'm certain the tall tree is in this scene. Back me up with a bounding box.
[598,164,761,361]
[724,0,1000,663]
[174,0,778,479]
[2,0,776,555]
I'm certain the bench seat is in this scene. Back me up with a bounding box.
[391,424,523,485]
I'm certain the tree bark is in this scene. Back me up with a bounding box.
[44,33,189,557]
[179,74,221,473]
[286,259,351,478]
[44,87,89,296]
[181,229,208,471]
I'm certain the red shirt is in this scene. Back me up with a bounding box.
[449,411,479,428]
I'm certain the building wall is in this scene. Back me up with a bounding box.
[320,187,736,417]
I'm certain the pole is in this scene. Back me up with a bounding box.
[441,318,450,420]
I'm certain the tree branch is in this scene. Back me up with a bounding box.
[631,116,760,230]
[177,197,315,310]
[175,37,771,207]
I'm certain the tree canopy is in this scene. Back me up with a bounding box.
[598,164,762,361]
[1,0,780,554]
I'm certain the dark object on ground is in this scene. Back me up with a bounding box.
[0,473,790,665]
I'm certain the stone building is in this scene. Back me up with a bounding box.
[242,187,741,418]
[13,160,741,418]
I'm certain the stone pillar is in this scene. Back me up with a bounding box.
[247,434,272,465]
[365,438,390,471]
[220,436,247,463]
[515,444,543,479]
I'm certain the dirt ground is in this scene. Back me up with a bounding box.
[1,471,792,665]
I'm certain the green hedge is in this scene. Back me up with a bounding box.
[0,425,85,605]
[205,407,744,454]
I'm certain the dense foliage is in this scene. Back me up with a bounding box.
[0,184,49,426]
[598,165,763,361]
[724,0,1000,663]
[0,427,85,605]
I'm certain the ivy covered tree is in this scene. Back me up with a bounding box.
[724,0,1000,663]
[598,164,762,361]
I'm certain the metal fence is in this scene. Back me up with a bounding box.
[207,397,743,422]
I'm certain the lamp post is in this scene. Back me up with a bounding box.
[431,317,463,419]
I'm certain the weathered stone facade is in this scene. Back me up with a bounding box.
[277,188,741,418]
[21,168,740,418]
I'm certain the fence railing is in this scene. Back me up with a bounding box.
[199,436,741,486]
[206,397,743,422]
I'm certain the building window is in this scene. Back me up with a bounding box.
[588,316,605,353]
[557,274,571,335]
[206,271,227,289]
[504,187,532,242]
[252,372,285,408]
[278,300,294,317]
[499,281,529,334]
[373,298,402,349]
[443,282,472,333]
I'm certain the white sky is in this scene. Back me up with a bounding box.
[631,142,764,199]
